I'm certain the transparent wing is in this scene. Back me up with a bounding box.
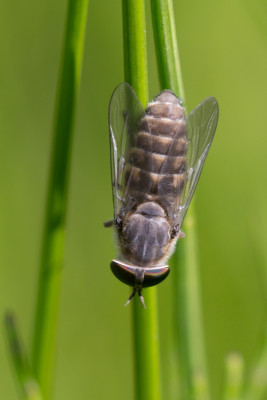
[177,96,219,224]
[109,82,145,218]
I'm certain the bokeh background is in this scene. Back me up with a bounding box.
[1,0,267,398]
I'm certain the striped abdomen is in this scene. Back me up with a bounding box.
[124,90,187,216]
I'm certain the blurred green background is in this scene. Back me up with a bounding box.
[0,0,267,399]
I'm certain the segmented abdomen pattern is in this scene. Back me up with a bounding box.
[124,90,187,216]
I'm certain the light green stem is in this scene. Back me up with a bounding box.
[151,0,210,398]
[150,0,185,101]
[222,353,244,400]
[5,313,43,400]
[175,214,210,400]
[243,328,267,400]
[31,0,89,398]
[122,0,148,105]
[122,1,161,399]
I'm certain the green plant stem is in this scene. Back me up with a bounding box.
[223,353,244,400]
[5,313,43,400]
[122,0,148,104]
[150,0,185,101]
[243,328,267,400]
[151,0,210,398]
[122,1,161,400]
[31,0,89,397]
[175,214,210,400]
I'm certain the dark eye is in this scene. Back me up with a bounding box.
[110,260,170,287]
[142,266,170,287]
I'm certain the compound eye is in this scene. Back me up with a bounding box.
[142,266,169,287]
[110,260,170,287]
[110,261,136,286]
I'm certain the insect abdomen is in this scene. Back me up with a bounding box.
[125,91,187,205]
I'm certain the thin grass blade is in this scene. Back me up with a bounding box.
[222,353,244,400]
[122,1,161,399]
[150,0,211,398]
[31,0,89,397]
[243,328,267,400]
[4,312,43,400]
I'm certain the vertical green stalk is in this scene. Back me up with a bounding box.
[151,0,210,399]
[243,327,267,400]
[31,0,89,398]
[122,0,148,104]
[150,0,185,101]
[122,1,161,400]
[223,353,244,400]
[176,215,210,400]
[5,313,43,400]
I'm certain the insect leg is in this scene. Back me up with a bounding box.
[124,289,136,307]
[138,289,146,309]
[103,220,114,228]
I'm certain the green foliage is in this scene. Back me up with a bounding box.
[1,0,267,399]
[3,0,89,398]
[122,2,161,399]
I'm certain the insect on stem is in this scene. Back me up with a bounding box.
[107,82,218,306]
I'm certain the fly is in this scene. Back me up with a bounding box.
[105,82,219,308]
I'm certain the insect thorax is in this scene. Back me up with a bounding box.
[117,201,175,267]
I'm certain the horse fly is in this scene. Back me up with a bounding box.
[105,83,219,308]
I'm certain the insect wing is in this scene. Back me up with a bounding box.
[177,96,219,224]
[109,82,145,218]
